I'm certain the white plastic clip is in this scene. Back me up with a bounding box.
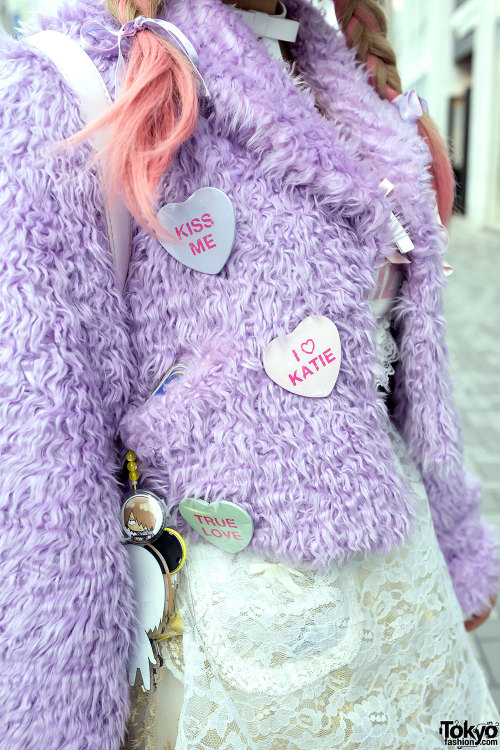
[379,178,414,255]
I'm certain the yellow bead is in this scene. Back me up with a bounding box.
[126,450,136,462]
[129,471,139,482]
[127,461,138,472]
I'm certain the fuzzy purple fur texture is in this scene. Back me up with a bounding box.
[0,0,498,746]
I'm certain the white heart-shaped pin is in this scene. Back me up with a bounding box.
[157,187,235,274]
[263,315,341,398]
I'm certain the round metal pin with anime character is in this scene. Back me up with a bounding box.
[121,490,168,545]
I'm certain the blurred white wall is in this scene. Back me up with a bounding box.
[0,0,34,33]
[388,0,500,229]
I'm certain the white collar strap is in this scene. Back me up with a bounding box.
[235,1,299,44]
[26,30,132,293]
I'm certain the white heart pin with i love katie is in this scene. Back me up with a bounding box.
[157,187,235,274]
[263,315,341,398]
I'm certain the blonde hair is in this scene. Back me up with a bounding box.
[106,0,160,22]
[334,0,455,225]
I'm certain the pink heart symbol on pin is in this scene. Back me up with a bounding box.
[301,339,315,355]
[263,315,341,398]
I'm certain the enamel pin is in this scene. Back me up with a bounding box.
[263,315,341,397]
[157,187,235,274]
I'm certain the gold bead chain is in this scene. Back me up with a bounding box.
[125,449,139,492]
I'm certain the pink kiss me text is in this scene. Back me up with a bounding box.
[174,213,216,256]
[289,339,336,386]
[193,514,243,541]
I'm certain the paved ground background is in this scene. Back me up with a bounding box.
[443,216,500,709]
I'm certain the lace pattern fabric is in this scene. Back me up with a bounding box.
[369,258,403,392]
[124,292,499,750]
[125,416,500,750]
[374,315,399,392]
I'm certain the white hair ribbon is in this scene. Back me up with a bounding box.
[392,89,428,124]
[80,16,210,99]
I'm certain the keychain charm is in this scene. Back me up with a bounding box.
[120,449,186,691]
[121,490,168,544]
[120,449,169,544]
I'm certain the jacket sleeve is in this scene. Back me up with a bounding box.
[391,247,500,622]
[422,466,499,621]
[0,36,134,750]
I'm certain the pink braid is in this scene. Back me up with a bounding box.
[333,0,455,226]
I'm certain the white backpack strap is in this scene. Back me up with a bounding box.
[26,30,132,293]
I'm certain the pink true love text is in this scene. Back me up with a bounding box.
[192,514,243,541]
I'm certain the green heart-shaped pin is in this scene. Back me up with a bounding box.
[179,498,254,553]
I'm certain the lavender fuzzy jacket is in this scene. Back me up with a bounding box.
[1,0,498,747]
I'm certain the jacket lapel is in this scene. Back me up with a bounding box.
[279,0,460,477]
[47,0,458,477]
[164,0,395,279]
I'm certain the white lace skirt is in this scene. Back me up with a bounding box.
[126,422,499,750]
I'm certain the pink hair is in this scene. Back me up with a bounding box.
[333,0,455,226]
[68,0,453,237]
[68,0,199,239]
